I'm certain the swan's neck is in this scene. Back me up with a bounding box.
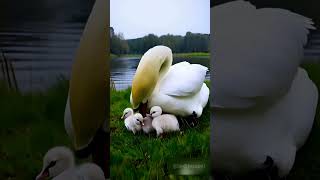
[131,46,173,108]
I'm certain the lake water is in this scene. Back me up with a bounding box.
[111,57,211,90]
[0,22,85,92]
[0,0,92,92]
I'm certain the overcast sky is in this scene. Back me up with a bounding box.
[111,0,210,39]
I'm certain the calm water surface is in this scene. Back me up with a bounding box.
[0,1,92,92]
[111,57,211,90]
[0,22,85,91]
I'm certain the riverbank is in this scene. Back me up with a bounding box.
[111,52,210,59]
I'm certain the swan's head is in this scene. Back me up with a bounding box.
[131,45,173,109]
[134,113,144,126]
[150,106,162,118]
[121,108,134,119]
[36,146,75,180]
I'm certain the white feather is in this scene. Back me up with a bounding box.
[159,61,208,97]
[149,83,209,117]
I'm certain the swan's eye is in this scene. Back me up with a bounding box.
[136,119,139,121]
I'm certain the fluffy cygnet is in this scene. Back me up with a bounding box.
[150,106,180,137]
[36,146,104,180]
[124,112,144,134]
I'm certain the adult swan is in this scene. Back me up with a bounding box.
[211,0,318,178]
[130,45,209,119]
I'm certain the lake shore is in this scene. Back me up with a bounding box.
[111,52,210,59]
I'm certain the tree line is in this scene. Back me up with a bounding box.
[110,27,210,55]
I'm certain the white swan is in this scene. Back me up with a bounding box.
[36,146,104,180]
[130,45,209,118]
[211,0,318,177]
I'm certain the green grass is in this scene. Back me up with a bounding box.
[112,52,210,59]
[110,86,210,179]
[173,52,210,58]
[0,79,72,179]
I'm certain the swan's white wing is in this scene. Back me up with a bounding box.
[211,1,315,108]
[159,61,208,97]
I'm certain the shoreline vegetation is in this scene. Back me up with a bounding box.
[110,52,210,59]
[110,28,210,56]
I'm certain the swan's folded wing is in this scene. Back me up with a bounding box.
[211,1,315,108]
[159,61,208,97]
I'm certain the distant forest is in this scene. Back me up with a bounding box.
[110,27,210,55]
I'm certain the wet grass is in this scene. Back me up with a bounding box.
[0,79,71,179]
[110,85,210,179]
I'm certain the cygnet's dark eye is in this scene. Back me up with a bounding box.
[136,119,139,121]
[48,161,57,168]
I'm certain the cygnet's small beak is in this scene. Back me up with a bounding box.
[140,121,145,126]
[35,170,49,180]
[120,115,124,120]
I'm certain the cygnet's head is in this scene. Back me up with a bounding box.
[36,146,75,180]
[121,108,134,119]
[134,113,144,126]
[150,106,162,118]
